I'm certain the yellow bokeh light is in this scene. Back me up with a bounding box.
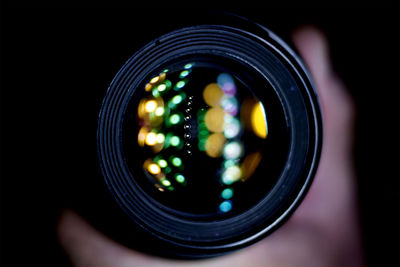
[204,107,225,132]
[159,72,166,82]
[137,99,146,119]
[145,100,157,112]
[205,133,226,158]
[241,151,262,181]
[222,165,242,184]
[145,83,153,92]
[148,163,161,175]
[251,102,268,139]
[145,132,157,146]
[150,76,160,84]
[137,127,149,146]
[155,184,165,192]
[203,83,224,107]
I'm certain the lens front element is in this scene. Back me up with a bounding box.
[124,60,288,218]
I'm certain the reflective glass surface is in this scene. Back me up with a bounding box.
[123,60,289,218]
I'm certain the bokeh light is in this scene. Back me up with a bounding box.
[145,100,157,112]
[221,188,233,199]
[145,83,153,92]
[184,63,193,69]
[155,106,165,116]
[150,76,160,84]
[179,70,191,78]
[203,83,223,107]
[221,96,238,116]
[222,165,242,185]
[157,83,167,92]
[205,133,226,158]
[148,163,161,175]
[175,174,186,183]
[219,200,232,213]
[240,151,262,182]
[223,116,240,138]
[251,102,268,139]
[158,159,168,168]
[171,156,182,167]
[223,141,242,159]
[145,132,157,146]
[161,179,171,187]
[204,107,225,132]
[174,80,186,90]
[172,95,183,105]
[217,73,236,96]
[138,126,149,146]
[136,62,271,215]
[170,136,181,147]
[169,114,181,125]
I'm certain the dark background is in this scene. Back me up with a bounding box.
[1,7,399,266]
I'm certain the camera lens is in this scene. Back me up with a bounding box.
[98,21,322,258]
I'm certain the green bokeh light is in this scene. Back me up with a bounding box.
[198,138,206,151]
[174,80,186,90]
[164,80,172,89]
[155,107,164,116]
[169,114,181,125]
[172,95,183,104]
[184,63,193,69]
[158,159,167,168]
[161,179,171,187]
[171,157,182,167]
[152,88,159,97]
[156,133,165,143]
[175,174,185,183]
[170,136,181,147]
[179,70,190,78]
[223,159,236,168]
[157,83,167,92]
[221,188,233,199]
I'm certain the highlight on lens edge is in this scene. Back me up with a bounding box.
[136,62,268,214]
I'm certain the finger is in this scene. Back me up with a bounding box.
[290,27,363,266]
[57,210,165,267]
[57,210,243,267]
[58,209,287,267]
[292,26,355,156]
[291,26,356,220]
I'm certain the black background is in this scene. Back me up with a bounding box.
[1,7,399,266]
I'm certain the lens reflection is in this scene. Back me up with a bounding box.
[124,59,287,218]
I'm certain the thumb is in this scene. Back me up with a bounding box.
[292,26,355,158]
[290,27,364,267]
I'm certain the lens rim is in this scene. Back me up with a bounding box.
[98,24,322,256]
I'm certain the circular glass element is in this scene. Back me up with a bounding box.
[123,58,289,219]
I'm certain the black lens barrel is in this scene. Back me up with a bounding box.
[97,17,322,258]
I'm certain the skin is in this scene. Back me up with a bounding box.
[57,27,365,267]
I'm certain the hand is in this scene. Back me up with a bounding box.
[57,27,365,267]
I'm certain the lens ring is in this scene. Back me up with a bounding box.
[98,25,322,254]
